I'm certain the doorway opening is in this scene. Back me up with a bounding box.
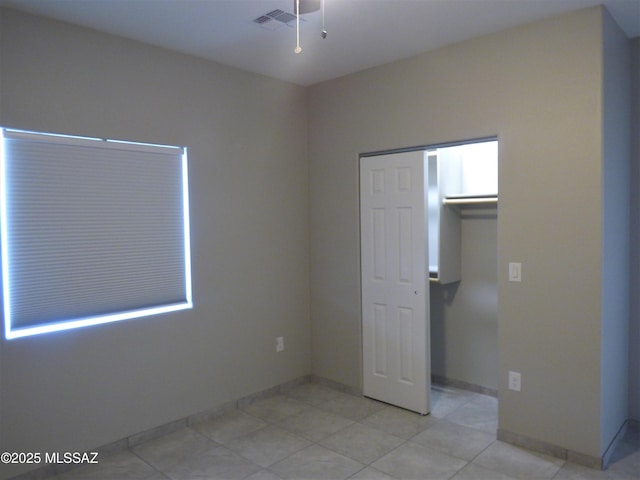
[360,138,498,414]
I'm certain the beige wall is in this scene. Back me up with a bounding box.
[309,6,619,459]
[0,9,311,479]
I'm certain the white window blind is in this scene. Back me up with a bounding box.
[1,128,192,339]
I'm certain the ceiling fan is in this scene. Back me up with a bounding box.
[294,0,327,53]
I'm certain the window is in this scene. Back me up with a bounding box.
[1,128,192,339]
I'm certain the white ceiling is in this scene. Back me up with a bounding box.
[1,0,638,86]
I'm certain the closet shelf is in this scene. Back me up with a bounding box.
[443,194,498,207]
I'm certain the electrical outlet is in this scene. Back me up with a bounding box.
[276,336,284,352]
[508,371,521,392]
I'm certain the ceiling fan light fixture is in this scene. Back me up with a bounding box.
[295,0,321,15]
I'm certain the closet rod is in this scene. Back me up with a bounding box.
[443,195,498,205]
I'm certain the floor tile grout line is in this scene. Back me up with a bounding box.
[189,421,290,473]
[86,386,494,480]
[19,381,637,480]
[299,397,476,473]
[229,395,416,479]
[456,438,503,479]
[90,386,499,480]
[128,448,172,480]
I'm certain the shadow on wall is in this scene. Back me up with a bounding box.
[430,282,460,375]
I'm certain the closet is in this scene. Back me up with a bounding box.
[360,139,498,413]
[428,140,499,394]
[428,141,498,284]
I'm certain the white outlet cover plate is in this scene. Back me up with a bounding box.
[508,370,521,391]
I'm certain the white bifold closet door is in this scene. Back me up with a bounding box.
[360,151,430,415]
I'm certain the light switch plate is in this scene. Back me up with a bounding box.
[509,262,522,282]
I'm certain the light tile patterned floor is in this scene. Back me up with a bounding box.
[45,382,639,480]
